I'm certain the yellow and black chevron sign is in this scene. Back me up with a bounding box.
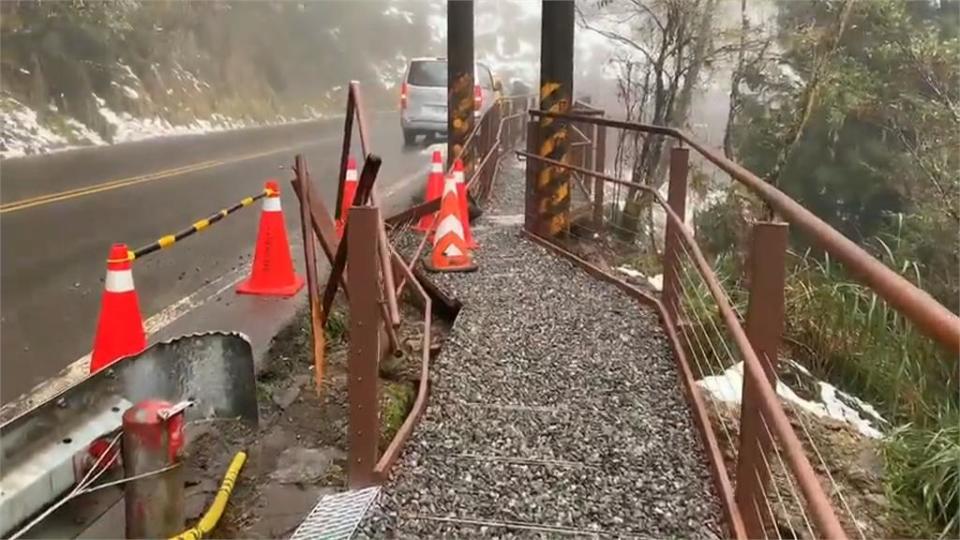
[536,80,571,236]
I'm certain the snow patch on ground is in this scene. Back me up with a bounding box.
[64,118,106,146]
[111,81,141,100]
[383,6,414,24]
[95,94,253,143]
[697,361,885,439]
[0,97,105,158]
[1,98,70,158]
[615,266,664,291]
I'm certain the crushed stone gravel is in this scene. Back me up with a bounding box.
[361,158,723,538]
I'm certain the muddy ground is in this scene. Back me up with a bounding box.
[178,298,447,538]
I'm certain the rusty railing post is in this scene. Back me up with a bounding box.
[524,117,540,234]
[592,123,607,230]
[735,221,789,538]
[661,146,689,322]
[346,206,382,489]
[294,155,326,395]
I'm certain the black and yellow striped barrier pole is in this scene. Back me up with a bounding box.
[535,0,575,238]
[110,186,275,263]
[447,0,474,172]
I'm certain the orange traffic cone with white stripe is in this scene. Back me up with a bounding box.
[452,159,477,248]
[337,157,359,237]
[425,172,477,273]
[89,243,146,373]
[236,180,305,296]
[415,150,444,233]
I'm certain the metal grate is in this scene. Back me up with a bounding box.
[289,486,381,540]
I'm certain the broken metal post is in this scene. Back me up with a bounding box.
[661,147,689,323]
[447,0,474,169]
[347,206,382,489]
[295,155,326,395]
[735,221,789,539]
[122,399,185,539]
[535,0,575,237]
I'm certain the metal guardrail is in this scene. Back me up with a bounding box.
[462,94,535,204]
[515,108,959,539]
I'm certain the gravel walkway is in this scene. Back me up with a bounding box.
[361,160,722,538]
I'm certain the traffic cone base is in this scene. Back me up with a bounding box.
[425,172,477,273]
[90,243,147,373]
[236,274,305,296]
[237,181,305,297]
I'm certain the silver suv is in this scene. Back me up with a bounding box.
[400,57,500,145]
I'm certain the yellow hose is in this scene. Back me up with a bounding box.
[170,451,247,540]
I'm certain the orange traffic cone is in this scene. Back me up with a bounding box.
[89,243,146,373]
[414,150,445,233]
[425,172,477,273]
[452,159,477,248]
[236,180,305,296]
[337,157,359,237]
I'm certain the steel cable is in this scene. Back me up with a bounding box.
[673,241,819,539]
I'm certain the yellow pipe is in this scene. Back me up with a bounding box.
[170,451,247,540]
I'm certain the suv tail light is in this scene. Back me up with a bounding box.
[474,84,482,111]
[400,82,408,110]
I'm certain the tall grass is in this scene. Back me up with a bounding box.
[884,407,960,538]
[781,248,959,537]
[783,249,956,423]
[686,218,958,536]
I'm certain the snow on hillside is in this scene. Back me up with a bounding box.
[0,94,326,160]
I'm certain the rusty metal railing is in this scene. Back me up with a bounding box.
[461,94,535,204]
[513,108,960,539]
[528,110,960,354]
[518,148,843,538]
[292,81,434,488]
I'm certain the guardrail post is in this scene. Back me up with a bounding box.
[347,206,381,488]
[735,221,789,538]
[661,146,689,323]
[592,123,607,230]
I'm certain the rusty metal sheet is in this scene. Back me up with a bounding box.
[346,206,381,489]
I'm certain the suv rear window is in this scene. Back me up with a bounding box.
[407,61,446,87]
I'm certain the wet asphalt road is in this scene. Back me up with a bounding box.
[0,110,435,402]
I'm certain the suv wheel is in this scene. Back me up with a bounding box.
[403,129,417,146]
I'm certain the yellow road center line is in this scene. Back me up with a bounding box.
[0,139,329,215]
[0,160,222,211]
